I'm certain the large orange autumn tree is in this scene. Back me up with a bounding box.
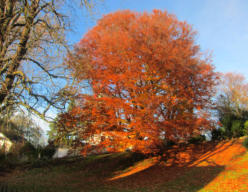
[60,10,217,154]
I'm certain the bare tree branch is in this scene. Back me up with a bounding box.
[0,0,99,121]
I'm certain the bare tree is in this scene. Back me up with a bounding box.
[0,0,96,121]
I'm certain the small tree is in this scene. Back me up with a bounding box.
[62,10,217,154]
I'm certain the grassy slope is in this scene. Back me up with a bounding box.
[0,137,247,192]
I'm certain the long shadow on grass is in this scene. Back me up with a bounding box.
[106,160,224,192]
[104,141,236,192]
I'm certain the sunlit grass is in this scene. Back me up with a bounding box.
[200,151,248,192]
[109,157,158,181]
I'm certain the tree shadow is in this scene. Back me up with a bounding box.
[104,140,243,191]
[105,160,224,192]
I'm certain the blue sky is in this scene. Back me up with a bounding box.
[68,0,248,78]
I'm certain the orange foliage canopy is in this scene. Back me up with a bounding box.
[61,10,217,154]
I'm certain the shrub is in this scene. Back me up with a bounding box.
[231,120,245,138]
[188,135,206,144]
[0,149,6,161]
[166,140,176,147]
[19,142,37,160]
[243,137,248,150]
[211,128,226,141]
[244,121,248,135]
[40,144,56,159]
